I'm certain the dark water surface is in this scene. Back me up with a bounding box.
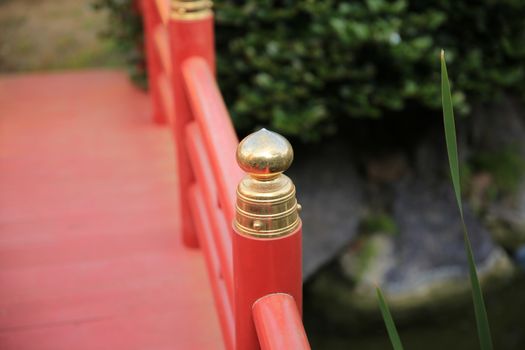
[306,272,525,349]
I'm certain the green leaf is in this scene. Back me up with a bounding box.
[376,287,404,350]
[441,50,493,350]
[440,50,463,218]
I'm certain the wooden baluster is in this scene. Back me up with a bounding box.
[141,0,166,124]
[169,0,215,247]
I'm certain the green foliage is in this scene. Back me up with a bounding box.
[215,0,525,141]
[376,287,404,350]
[92,0,146,88]
[442,50,493,350]
[360,213,398,235]
[97,0,525,141]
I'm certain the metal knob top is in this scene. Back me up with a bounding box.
[236,128,293,180]
[234,129,300,238]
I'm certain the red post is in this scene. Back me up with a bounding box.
[234,227,303,349]
[141,0,165,124]
[233,129,303,350]
[168,1,215,247]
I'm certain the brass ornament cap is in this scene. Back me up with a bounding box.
[171,0,213,21]
[235,129,301,238]
[236,128,293,180]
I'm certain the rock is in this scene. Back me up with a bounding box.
[387,180,495,291]
[339,233,394,291]
[388,179,511,296]
[306,180,514,332]
[288,139,363,279]
[334,179,512,314]
[366,153,409,183]
[488,186,525,250]
[300,103,523,330]
[516,246,525,270]
[472,95,525,249]
[471,96,525,153]
[305,131,515,328]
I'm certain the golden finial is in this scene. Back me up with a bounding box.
[171,0,213,21]
[236,128,294,180]
[234,129,301,238]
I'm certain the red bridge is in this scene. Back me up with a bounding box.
[0,1,310,349]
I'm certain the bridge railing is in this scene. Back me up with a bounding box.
[140,1,310,349]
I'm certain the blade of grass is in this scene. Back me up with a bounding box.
[441,51,463,217]
[376,287,404,350]
[441,49,493,350]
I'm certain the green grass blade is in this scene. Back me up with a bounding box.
[440,50,463,218]
[463,222,493,350]
[441,50,493,350]
[376,287,404,350]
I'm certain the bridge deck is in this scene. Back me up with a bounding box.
[0,71,223,349]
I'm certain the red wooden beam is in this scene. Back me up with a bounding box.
[157,73,174,123]
[140,0,165,124]
[253,293,311,350]
[169,13,215,247]
[153,25,172,76]
[188,184,234,349]
[182,57,243,224]
[185,122,219,208]
[185,122,234,300]
[154,0,170,25]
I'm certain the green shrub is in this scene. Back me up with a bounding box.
[93,0,146,88]
[96,0,525,141]
[215,0,525,141]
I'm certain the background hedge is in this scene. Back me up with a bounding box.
[215,0,525,141]
[96,0,525,142]
[93,0,146,88]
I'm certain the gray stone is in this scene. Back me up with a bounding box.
[288,140,363,279]
[472,96,525,249]
[306,179,514,329]
[386,179,508,295]
[307,128,515,320]
[471,96,525,153]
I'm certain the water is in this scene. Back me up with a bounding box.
[306,272,525,349]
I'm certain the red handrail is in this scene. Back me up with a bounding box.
[185,122,234,299]
[154,0,169,24]
[253,294,311,350]
[189,184,235,349]
[182,57,242,223]
[140,1,310,348]
[153,25,171,76]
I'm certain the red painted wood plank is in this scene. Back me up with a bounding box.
[154,25,172,76]
[182,57,244,224]
[0,71,223,349]
[157,72,174,123]
[188,184,234,350]
[141,0,166,123]
[185,122,233,297]
[154,0,170,25]
[253,294,311,350]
